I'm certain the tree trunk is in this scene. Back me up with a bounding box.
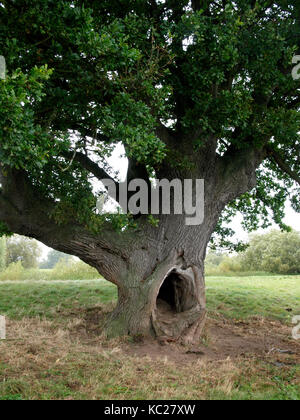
[0,149,264,344]
[104,225,208,344]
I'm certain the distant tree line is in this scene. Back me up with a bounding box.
[206,230,300,275]
[0,235,75,272]
[40,249,74,269]
[0,237,6,271]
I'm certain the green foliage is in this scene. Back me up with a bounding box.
[6,235,42,269]
[205,250,226,267]
[0,222,13,238]
[241,230,300,274]
[207,230,300,275]
[205,251,246,276]
[0,66,60,171]
[0,261,24,281]
[0,0,299,242]
[147,214,159,227]
[51,258,99,280]
[0,259,99,281]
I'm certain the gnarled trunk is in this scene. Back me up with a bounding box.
[104,248,206,344]
[101,203,213,344]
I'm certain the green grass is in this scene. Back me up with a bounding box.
[206,275,300,322]
[0,279,117,319]
[0,275,299,400]
[0,276,299,323]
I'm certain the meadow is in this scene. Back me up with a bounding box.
[0,275,299,400]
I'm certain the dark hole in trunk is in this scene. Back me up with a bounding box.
[157,271,183,314]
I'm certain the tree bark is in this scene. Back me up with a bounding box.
[106,243,206,343]
[104,246,206,344]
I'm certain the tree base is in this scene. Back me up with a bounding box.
[151,265,206,344]
[104,254,206,345]
[152,301,206,345]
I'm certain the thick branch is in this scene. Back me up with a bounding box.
[266,146,300,185]
[155,122,177,148]
[0,166,128,285]
[63,150,117,184]
[217,146,266,206]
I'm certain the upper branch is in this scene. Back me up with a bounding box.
[63,150,117,184]
[266,145,300,186]
[217,145,267,206]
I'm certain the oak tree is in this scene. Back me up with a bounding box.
[0,0,299,342]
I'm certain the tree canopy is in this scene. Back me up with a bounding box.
[0,0,299,249]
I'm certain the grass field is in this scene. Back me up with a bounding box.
[0,276,299,400]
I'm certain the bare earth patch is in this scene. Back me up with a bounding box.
[124,316,300,365]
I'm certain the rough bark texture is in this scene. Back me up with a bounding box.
[0,144,265,344]
[104,248,206,344]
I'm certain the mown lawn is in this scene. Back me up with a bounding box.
[0,276,299,400]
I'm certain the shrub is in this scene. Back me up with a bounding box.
[40,250,74,269]
[51,259,99,280]
[218,256,243,273]
[205,251,243,275]
[0,259,99,282]
[0,261,24,281]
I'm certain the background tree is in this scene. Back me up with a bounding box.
[40,249,74,269]
[241,230,300,274]
[6,235,42,269]
[205,250,227,268]
[0,1,299,342]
